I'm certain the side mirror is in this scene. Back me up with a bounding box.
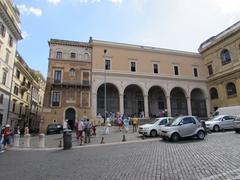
[179,122,183,126]
[222,118,225,121]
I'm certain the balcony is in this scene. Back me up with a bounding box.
[52,80,91,88]
[21,81,30,91]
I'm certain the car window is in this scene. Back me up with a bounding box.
[159,119,167,125]
[223,116,235,121]
[48,124,56,128]
[182,117,196,124]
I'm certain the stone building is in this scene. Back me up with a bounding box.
[91,39,210,119]
[0,0,22,126]
[42,39,91,131]
[199,21,240,112]
[8,52,46,132]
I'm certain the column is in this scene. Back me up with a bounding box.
[119,94,124,115]
[166,96,171,117]
[144,95,149,118]
[92,93,97,118]
[187,97,192,116]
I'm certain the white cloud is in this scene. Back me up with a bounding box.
[47,0,62,5]
[17,4,42,16]
[78,0,122,4]
[110,0,122,4]
[21,31,29,39]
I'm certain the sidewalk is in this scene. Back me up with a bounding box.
[16,125,156,149]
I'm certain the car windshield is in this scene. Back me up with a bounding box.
[171,117,182,126]
[48,124,56,128]
[209,116,222,121]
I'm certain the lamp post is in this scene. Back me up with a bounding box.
[104,49,107,124]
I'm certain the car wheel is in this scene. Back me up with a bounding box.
[235,130,240,133]
[213,125,220,132]
[171,133,180,142]
[150,130,157,137]
[197,130,205,140]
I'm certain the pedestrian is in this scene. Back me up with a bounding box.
[24,124,29,135]
[75,120,79,140]
[117,116,123,132]
[123,116,130,133]
[91,119,97,136]
[105,118,111,135]
[84,119,92,143]
[78,118,85,145]
[0,125,4,153]
[63,119,68,130]
[3,124,12,148]
[132,115,139,133]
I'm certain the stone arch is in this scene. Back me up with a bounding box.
[170,87,188,116]
[97,83,120,117]
[191,88,207,118]
[148,86,167,117]
[64,107,77,130]
[124,84,144,117]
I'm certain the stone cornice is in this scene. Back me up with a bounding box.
[92,39,201,58]
[49,39,91,48]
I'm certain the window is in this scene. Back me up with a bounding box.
[0,94,3,104]
[159,119,167,125]
[70,52,76,58]
[84,53,89,60]
[221,49,231,65]
[8,35,13,47]
[0,24,6,37]
[82,71,90,85]
[53,70,62,83]
[174,65,179,75]
[2,71,7,85]
[0,113,2,126]
[105,59,111,70]
[193,68,198,77]
[210,87,218,99]
[182,117,195,124]
[5,51,10,64]
[153,64,158,74]
[56,51,62,59]
[52,91,60,107]
[226,82,237,97]
[69,68,75,76]
[131,61,136,72]
[19,103,23,115]
[208,64,213,75]
[12,100,16,113]
[14,86,19,95]
[16,69,20,79]
[81,91,90,107]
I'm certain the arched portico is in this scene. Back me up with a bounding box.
[170,87,188,116]
[191,88,207,118]
[124,84,144,117]
[148,86,166,117]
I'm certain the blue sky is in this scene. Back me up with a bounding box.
[14,0,240,78]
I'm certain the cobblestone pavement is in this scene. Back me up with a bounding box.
[18,126,151,148]
[1,132,240,180]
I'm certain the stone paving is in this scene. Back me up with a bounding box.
[1,131,240,180]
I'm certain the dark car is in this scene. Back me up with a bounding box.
[47,124,63,134]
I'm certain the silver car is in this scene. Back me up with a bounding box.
[234,116,240,133]
[159,116,205,142]
[205,115,236,132]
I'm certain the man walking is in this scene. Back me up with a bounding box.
[78,118,85,145]
[84,119,92,144]
[132,116,139,133]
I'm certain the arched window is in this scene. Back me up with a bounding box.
[69,68,75,76]
[84,53,89,60]
[210,87,218,99]
[226,82,237,96]
[221,49,231,65]
[56,51,62,59]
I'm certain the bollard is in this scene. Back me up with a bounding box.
[58,140,62,147]
[122,134,126,142]
[142,134,145,140]
[13,134,20,147]
[38,133,45,148]
[24,134,31,148]
[100,137,105,144]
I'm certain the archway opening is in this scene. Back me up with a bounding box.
[148,86,166,117]
[191,88,207,118]
[65,108,76,130]
[97,83,119,117]
[170,87,187,116]
[124,84,144,117]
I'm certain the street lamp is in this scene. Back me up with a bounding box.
[104,49,107,124]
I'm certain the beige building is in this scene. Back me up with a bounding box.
[91,39,210,119]
[0,0,22,126]
[8,52,46,132]
[199,21,240,112]
[42,39,91,131]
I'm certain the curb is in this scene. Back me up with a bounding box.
[8,138,159,151]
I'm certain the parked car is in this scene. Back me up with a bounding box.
[233,116,240,133]
[212,106,240,117]
[138,117,174,137]
[47,123,63,134]
[205,115,236,132]
[159,116,205,142]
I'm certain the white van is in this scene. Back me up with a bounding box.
[213,106,240,117]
